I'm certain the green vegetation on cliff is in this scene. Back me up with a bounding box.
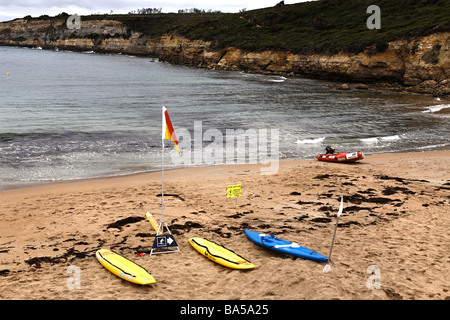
[19,0,450,55]
[108,0,450,54]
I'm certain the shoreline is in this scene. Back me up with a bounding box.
[0,149,449,299]
[1,149,449,193]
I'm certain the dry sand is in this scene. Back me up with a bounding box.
[0,150,449,300]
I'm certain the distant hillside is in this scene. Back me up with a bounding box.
[6,0,449,55]
[112,0,450,54]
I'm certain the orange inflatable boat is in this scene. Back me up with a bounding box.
[316,151,364,163]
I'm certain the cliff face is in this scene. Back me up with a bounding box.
[1,18,448,96]
[161,33,449,96]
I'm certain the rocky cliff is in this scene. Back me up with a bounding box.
[1,17,448,96]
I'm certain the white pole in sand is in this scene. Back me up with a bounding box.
[323,196,343,274]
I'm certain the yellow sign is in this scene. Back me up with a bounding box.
[227,184,242,198]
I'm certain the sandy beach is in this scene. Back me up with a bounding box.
[0,150,449,301]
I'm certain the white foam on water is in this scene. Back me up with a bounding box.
[422,104,450,113]
[361,135,401,145]
[360,137,378,144]
[416,143,450,150]
[295,137,325,144]
[381,135,401,141]
[269,76,286,82]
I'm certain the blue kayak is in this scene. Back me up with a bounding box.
[244,229,328,263]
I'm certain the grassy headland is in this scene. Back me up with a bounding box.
[14,0,449,55]
[104,0,450,55]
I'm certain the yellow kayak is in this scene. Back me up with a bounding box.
[189,238,255,270]
[95,249,155,285]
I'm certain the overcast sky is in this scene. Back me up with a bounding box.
[0,1,305,22]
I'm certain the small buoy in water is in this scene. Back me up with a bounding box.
[6,72,9,76]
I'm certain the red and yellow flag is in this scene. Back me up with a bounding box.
[162,106,180,153]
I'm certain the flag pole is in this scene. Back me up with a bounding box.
[150,106,180,256]
[161,106,165,225]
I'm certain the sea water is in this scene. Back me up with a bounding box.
[0,46,449,187]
